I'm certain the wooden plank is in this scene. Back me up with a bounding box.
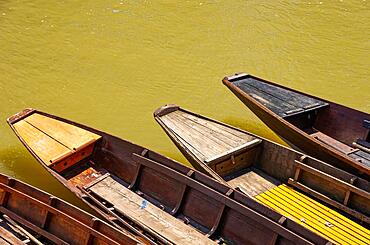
[310,131,356,155]
[233,81,295,117]
[270,186,368,244]
[235,77,327,112]
[161,115,220,159]
[204,139,261,163]
[363,120,370,129]
[288,179,370,225]
[13,120,71,165]
[25,113,101,151]
[256,184,370,245]
[163,112,261,166]
[353,140,370,154]
[175,111,254,146]
[279,184,370,238]
[168,113,232,154]
[87,176,215,245]
[0,207,68,245]
[293,160,370,200]
[0,226,24,245]
[227,169,279,197]
[175,111,254,141]
[0,183,121,245]
[348,151,370,168]
[160,116,209,161]
[131,154,319,244]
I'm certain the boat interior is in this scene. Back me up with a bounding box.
[231,74,370,168]
[155,106,370,244]
[0,173,137,245]
[9,109,326,245]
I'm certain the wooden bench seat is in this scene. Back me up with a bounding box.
[86,175,215,245]
[256,184,370,245]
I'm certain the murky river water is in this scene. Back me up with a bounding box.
[0,1,369,207]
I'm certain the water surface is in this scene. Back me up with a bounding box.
[0,1,369,206]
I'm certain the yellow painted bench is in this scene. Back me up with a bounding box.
[256,184,370,245]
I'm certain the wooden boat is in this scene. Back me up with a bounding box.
[154,104,370,245]
[0,172,143,244]
[222,73,370,178]
[7,109,331,245]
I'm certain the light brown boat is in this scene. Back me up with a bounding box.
[223,73,370,178]
[154,104,370,245]
[7,108,331,245]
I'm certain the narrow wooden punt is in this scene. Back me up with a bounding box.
[0,172,143,244]
[7,109,331,245]
[153,104,370,245]
[222,73,370,179]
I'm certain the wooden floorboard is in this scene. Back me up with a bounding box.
[256,184,370,245]
[348,151,370,168]
[227,168,279,197]
[0,226,24,245]
[87,175,215,245]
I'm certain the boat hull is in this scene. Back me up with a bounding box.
[223,74,370,177]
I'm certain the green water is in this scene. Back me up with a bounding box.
[0,1,369,206]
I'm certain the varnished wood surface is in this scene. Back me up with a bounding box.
[13,120,71,166]
[12,112,101,167]
[159,110,257,163]
[0,226,24,245]
[25,113,101,150]
[87,175,215,245]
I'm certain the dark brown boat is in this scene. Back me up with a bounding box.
[0,172,143,244]
[7,109,331,245]
[154,104,370,245]
[222,73,370,179]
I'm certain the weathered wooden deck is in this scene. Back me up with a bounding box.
[232,77,328,118]
[159,110,260,164]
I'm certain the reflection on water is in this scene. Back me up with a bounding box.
[0,1,368,206]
